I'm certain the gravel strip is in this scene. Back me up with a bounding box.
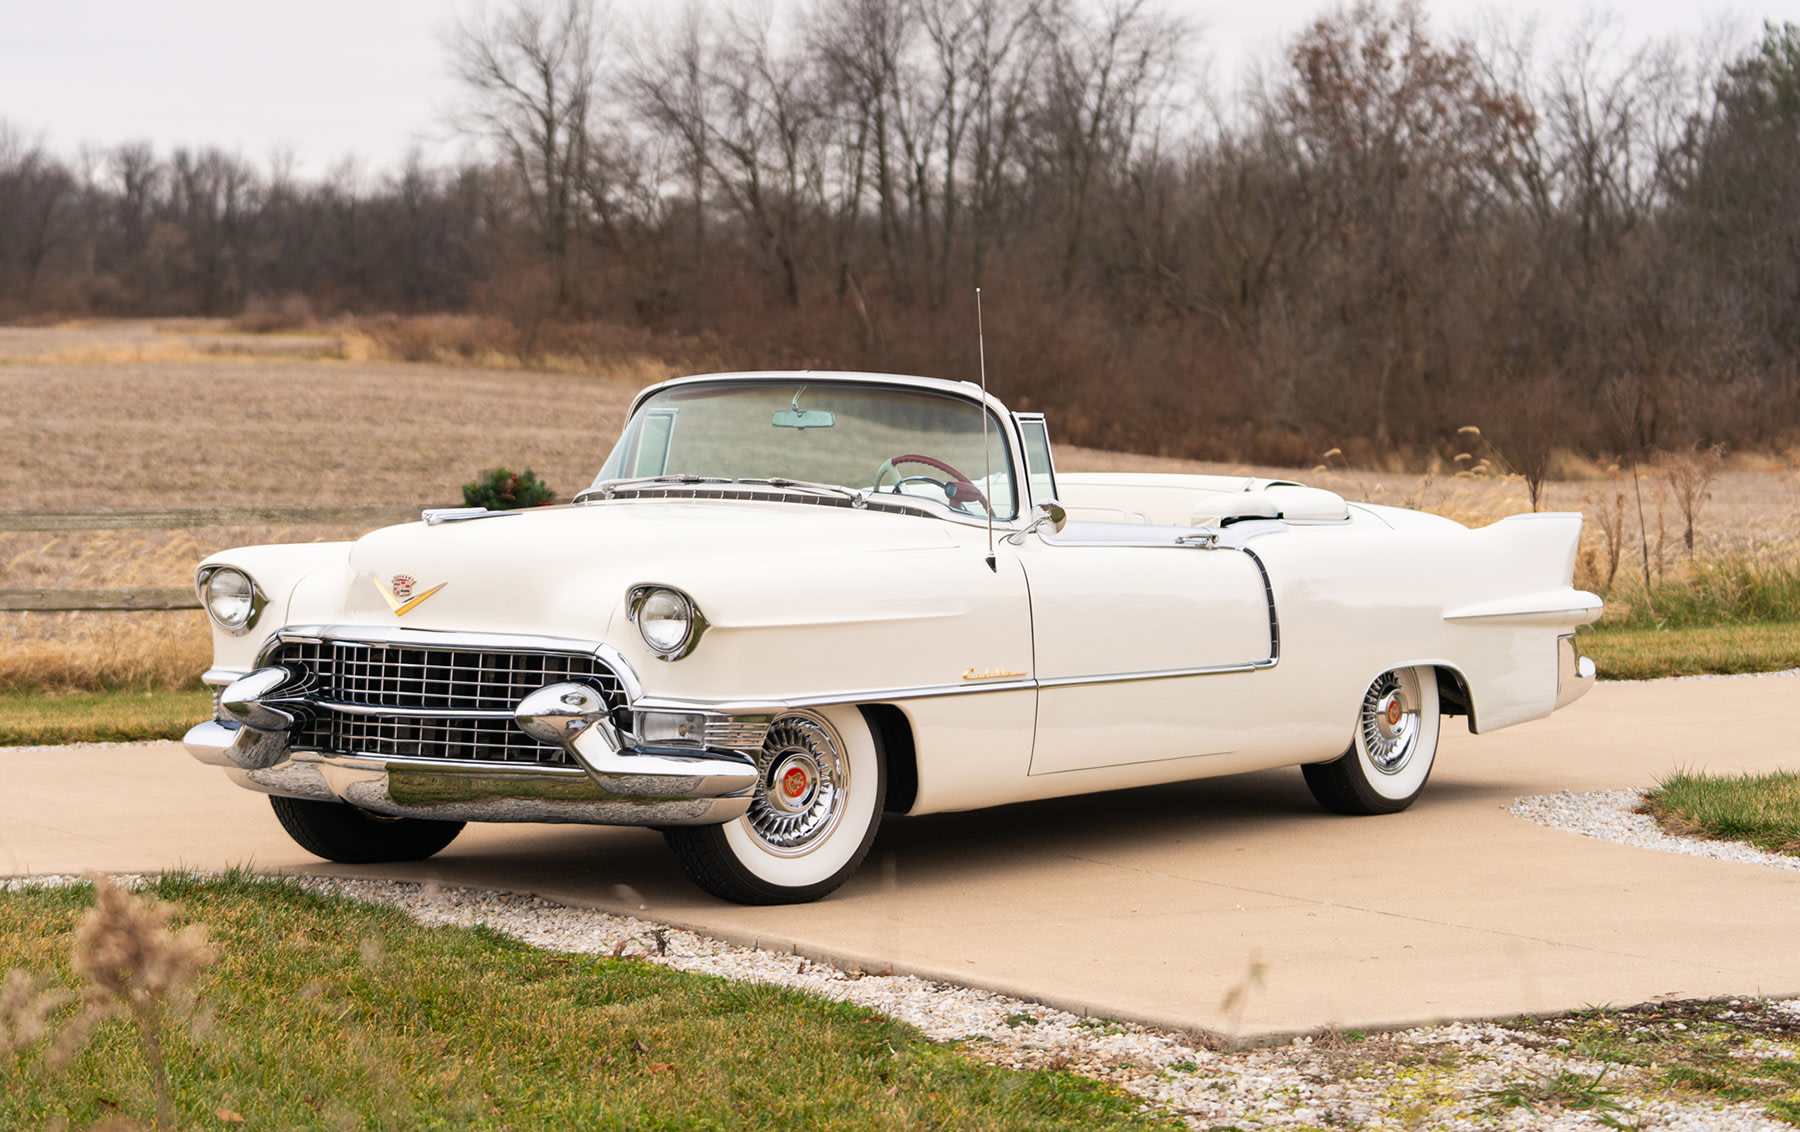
[10,870,1793,1129]
[1511,789,1800,873]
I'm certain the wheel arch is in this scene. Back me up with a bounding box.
[1345,660,1477,736]
[1433,664,1478,733]
[858,703,918,815]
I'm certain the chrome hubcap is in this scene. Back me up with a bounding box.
[1360,670,1420,775]
[746,714,847,855]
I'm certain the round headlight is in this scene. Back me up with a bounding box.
[201,567,258,634]
[636,587,694,655]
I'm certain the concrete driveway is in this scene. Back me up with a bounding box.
[5,673,1797,1040]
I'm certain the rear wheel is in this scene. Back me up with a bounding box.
[269,795,465,863]
[1303,666,1441,815]
[665,705,884,904]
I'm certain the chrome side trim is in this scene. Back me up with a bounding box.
[630,678,1040,714]
[1244,547,1281,663]
[1036,659,1273,689]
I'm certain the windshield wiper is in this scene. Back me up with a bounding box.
[575,475,732,502]
[741,477,868,506]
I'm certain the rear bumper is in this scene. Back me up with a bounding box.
[183,719,752,826]
[1554,634,1598,710]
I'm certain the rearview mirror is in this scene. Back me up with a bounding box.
[771,408,835,429]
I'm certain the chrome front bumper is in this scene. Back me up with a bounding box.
[184,667,763,827]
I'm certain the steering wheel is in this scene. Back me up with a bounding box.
[872,453,992,517]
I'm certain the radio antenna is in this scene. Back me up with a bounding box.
[977,287,996,572]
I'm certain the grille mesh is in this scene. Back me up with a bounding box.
[268,638,625,766]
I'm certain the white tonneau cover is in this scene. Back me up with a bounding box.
[1055,473,1350,528]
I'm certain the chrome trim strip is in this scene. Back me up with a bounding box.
[319,751,597,777]
[1036,659,1274,689]
[629,678,1039,715]
[1243,547,1281,663]
[315,700,518,720]
[202,667,247,687]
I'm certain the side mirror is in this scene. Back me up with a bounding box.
[1006,500,1068,544]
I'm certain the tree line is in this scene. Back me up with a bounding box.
[4,0,1799,464]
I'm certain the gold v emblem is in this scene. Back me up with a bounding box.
[375,577,447,617]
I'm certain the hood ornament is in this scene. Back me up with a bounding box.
[376,573,446,617]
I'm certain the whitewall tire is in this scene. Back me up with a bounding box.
[664,704,885,904]
[1302,666,1441,815]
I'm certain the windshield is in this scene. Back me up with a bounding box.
[593,379,1018,520]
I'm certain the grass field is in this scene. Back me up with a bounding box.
[0,874,1168,1132]
[0,688,212,747]
[1583,622,1800,681]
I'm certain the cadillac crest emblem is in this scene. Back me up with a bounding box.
[375,572,446,617]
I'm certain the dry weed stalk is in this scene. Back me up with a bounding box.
[0,968,73,1060]
[1585,491,1628,591]
[1660,443,1726,552]
[64,876,217,1131]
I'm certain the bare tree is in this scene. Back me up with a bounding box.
[1034,0,1191,296]
[447,0,604,309]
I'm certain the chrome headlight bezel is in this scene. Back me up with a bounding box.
[195,565,266,636]
[626,584,708,661]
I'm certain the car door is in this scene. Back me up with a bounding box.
[1007,522,1276,774]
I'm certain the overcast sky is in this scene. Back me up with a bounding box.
[0,0,1790,177]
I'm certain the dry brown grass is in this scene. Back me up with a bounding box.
[0,612,211,693]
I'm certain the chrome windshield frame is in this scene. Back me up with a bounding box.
[589,372,1034,525]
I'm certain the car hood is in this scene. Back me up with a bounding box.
[286,499,969,649]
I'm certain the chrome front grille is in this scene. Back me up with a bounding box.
[268,638,626,766]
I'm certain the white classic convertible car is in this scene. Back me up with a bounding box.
[185,371,1600,903]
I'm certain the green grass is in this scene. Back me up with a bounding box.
[1499,1000,1800,1127]
[1601,555,1800,630]
[1583,621,1800,680]
[1480,1067,1622,1115]
[1643,770,1800,855]
[0,688,213,746]
[0,875,1172,1132]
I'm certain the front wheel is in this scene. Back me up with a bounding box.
[1303,666,1441,815]
[269,795,465,863]
[665,705,884,904]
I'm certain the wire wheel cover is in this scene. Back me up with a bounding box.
[746,714,849,855]
[1359,669,1422,775]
